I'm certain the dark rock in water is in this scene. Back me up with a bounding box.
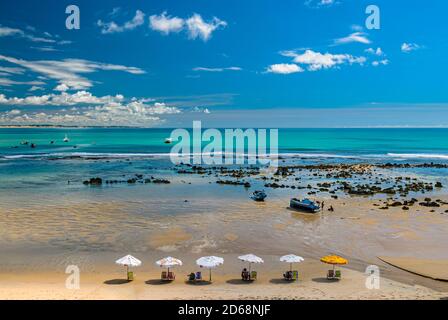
[152,178,170,184]
[419,201,440,207]
[83,177,102,186]
[402,206,409,210]
[435,182,443,188]
[379,206,389,210]
[389,201,402,207]
[217,180,250,187]
[424,197,432,202]
[127,178,137,184]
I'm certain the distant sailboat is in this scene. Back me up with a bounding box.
[164,137,173,144]
[63,134,70,143]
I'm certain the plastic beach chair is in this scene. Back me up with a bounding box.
[250,271,257,280]
[168,271,175,280]
[127,271,134,281]
[292,270,299,280]
[327,270,334,280]
[195,272,202,281]
[335,270,341,279]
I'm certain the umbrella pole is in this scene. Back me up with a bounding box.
[290,263,292,272]
[209,268,212,282]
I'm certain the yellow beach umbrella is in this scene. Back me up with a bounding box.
[320,255,348,265]
[320,255,348,273]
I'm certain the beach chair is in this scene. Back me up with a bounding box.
[127,271,134,281]
[195,271,202,281]
[188,272,195,281]
[335,270,341,279]
[327,270,335,280]
[168,271,175,280]
[250,271,257,281]
[161,271,167,280]
[292,270,299,281]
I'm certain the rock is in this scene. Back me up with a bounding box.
[435,182,443,188]
[83,177,102,185]
[402,206,409,210]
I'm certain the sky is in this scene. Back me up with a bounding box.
[0,0,447,127]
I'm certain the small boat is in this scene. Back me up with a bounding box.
[251,190,267,202]
[63,134,69,143]
[290,198,320,213]
[164,137,173,144]
[20,140,29,145]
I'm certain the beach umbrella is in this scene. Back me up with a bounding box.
[238,254,264,273]
[115,254,142,278]
[280,254,304,272]
[196,256,224,282]
[320,255,348,273]
[156,256,183,274]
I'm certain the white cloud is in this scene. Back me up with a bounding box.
[97,10,145,34]
[186,14,227,41]
[372,59,389,67]
[365,47,384,56]
[0,25,58,43]
[0,91,181,127]
[29,86,45,92]
[149,12,184,35]
[334,32,371,45]
[305,0,336,8]
[193,66,242,72]
[0,66,25,74]
[0,78,45,87]
[54,83,69,92]
[0,26,23,37]
[401,42,421,53]
[266,63,304,74]
[0,55,145,90]
[192,106,211,114]
[280,49,366,71]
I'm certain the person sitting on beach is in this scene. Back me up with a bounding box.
[241,268,248,280]
[283,270,292,280]
[328,205,334,212]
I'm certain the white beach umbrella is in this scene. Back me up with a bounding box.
[115,254,142,276]
[156,256,183,273]
[280,254,304,271]
[238,254,264,273]
[196,256,224,282]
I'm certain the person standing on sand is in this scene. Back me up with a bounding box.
[321,201,325,212]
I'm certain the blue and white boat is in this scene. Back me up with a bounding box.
[251,190,267,202]
[290,198,320,213]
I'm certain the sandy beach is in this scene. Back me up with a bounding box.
[1,256,446,300]
[1,190,448,299]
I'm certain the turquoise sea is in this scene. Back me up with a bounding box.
[1,128,448,202]
[1,128,448,159]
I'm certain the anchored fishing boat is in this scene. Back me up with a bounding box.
[63,134,70,143]
[290,198,320,213]
[251,190,267,202]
